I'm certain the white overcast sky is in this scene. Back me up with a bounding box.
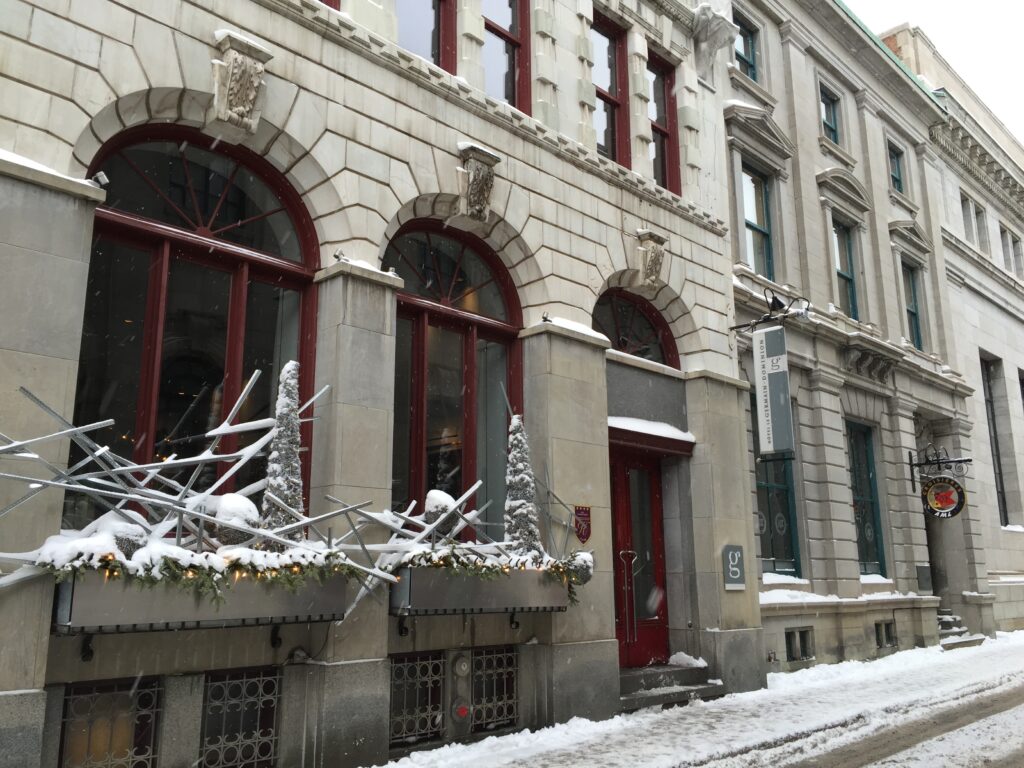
[846,0,1024,143]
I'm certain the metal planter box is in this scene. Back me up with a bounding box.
[54,570,347,634]
[389,566,569,616]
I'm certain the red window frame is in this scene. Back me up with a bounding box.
[483,0,532,112]
[396,0,458,73]
[86,125,319,495]
[593,288,680,369]
[592,13,630,167]
[389,220,523,511]
[647,53,680,195]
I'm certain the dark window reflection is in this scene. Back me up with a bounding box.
[398,0,441,64]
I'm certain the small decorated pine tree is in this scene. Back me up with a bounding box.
[261,361,303,543]
[504,414,543,556]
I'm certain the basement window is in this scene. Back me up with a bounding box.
[875,620,897,649]
[785,627,814,662]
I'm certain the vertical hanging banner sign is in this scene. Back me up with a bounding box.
[753,326,795,456]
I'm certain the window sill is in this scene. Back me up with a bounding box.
[889,187,919,216]
[818,136,856,170]
[727,64,777,112]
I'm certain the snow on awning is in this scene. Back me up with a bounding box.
[607,417,696,456]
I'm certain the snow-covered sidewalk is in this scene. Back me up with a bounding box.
[377,631,1024,768]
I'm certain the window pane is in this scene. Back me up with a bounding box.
[742,171,766,228]
[591,27,614,94]
[64,239,151,528]
[647,68,666,124]
[747,228,769,276]
[482,0,515,31]
[398,0,440,63]
[650,132,666,188]
[426,326,463,496]
[476,339,508,532]
[592,292,666,364]
[483,30,516,105]
[154,259,231,489]
[236,282,301,495]
[392,317,414,511]
[594,99,615,159]
[902,265,915,308]
[628,468,659,620]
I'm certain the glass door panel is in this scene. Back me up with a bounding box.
[426,325,463,496]
[476,338,508,531]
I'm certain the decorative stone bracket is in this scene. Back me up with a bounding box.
[693,4,739,84]
[632,229,669,287]
[206,30,274,144]
[843,335,904,385]
[457,142,502,222]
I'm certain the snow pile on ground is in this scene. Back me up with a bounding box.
[373,631,1024,768]
[667,651,707,669]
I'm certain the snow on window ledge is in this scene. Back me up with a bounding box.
[607,417,695,443]
[762,572,809,585]
[860,574,894,584]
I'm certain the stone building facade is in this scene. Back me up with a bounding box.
[1,0,1023,765]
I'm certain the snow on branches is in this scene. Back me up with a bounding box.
[504,415,543,556]
[261,361,304,543]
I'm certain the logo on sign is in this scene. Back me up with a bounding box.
[921,476,967,519]
[574,506,592,544]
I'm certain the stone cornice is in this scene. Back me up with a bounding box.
[250,0,728,236]
[931,120,1024,226]
[941,228,1024,313]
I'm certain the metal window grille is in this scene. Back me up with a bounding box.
[471,647,518,733]
[199,668,280,768]
[59,679,161,768]
[390,652,446,747]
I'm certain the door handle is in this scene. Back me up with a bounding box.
[618,550,638,643]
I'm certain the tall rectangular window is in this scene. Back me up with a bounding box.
[482,0,529,111]
[961,192,976,243]
[975,204,989,253]
[999,223,1021,275]
[750,393,799,574]
[646,56,680,194]
[820,86,840,143]
[981,357,1009,526]
[398,0,455,72]
[833,221,859,320]
[591,16,629,165]
[742,165,773,279]
[734,15,758,81]
[902,262,923,350]
[888,142,905,194]
[847,422,885,576]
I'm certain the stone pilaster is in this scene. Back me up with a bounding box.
[884,397,931,593]
[157,674,205,768]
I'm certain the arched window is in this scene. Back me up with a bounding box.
[65,127,317,528]
[592,289,679,368]
[382,222,522,524]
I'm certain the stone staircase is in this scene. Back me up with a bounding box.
[937,608,986,650]
[619,665,725,712]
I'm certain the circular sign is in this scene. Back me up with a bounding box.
[921,476,967,519]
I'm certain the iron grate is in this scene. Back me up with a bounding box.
[389,652,446,747]
[471,647,518,733]
[59,678,161,768]
[199,667,281,768]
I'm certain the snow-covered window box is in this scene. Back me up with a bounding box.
[389,564,569,616]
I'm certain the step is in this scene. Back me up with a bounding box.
[619,681,725,712]
[939,626,969,639]
[937,614,962,627]
[940,633,986,651]
[619,664,709,696]
[937,608,954,617]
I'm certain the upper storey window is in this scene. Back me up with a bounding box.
[398,1,456,72]
[742,165,773,280]
[647,55,680,194]
[820,86,840,144]
[734,14,759,81]
[591,14,630,166]
[887,142,905,194]
[482,0,530,111]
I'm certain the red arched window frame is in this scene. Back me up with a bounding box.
[385,219,523,512]
[593,288,680,369]
[84,125,319,498]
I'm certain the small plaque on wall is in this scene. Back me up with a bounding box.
[722,545,745,591]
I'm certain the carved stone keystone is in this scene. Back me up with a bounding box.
[207,30,274,144]
[634,229,669,287]
[457,142,502,222]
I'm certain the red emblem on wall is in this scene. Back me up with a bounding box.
[574,506,592,544]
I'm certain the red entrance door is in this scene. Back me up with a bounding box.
[610,449,669,667]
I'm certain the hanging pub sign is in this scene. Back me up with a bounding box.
[921,476,967,519]
[753,326,795,456]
